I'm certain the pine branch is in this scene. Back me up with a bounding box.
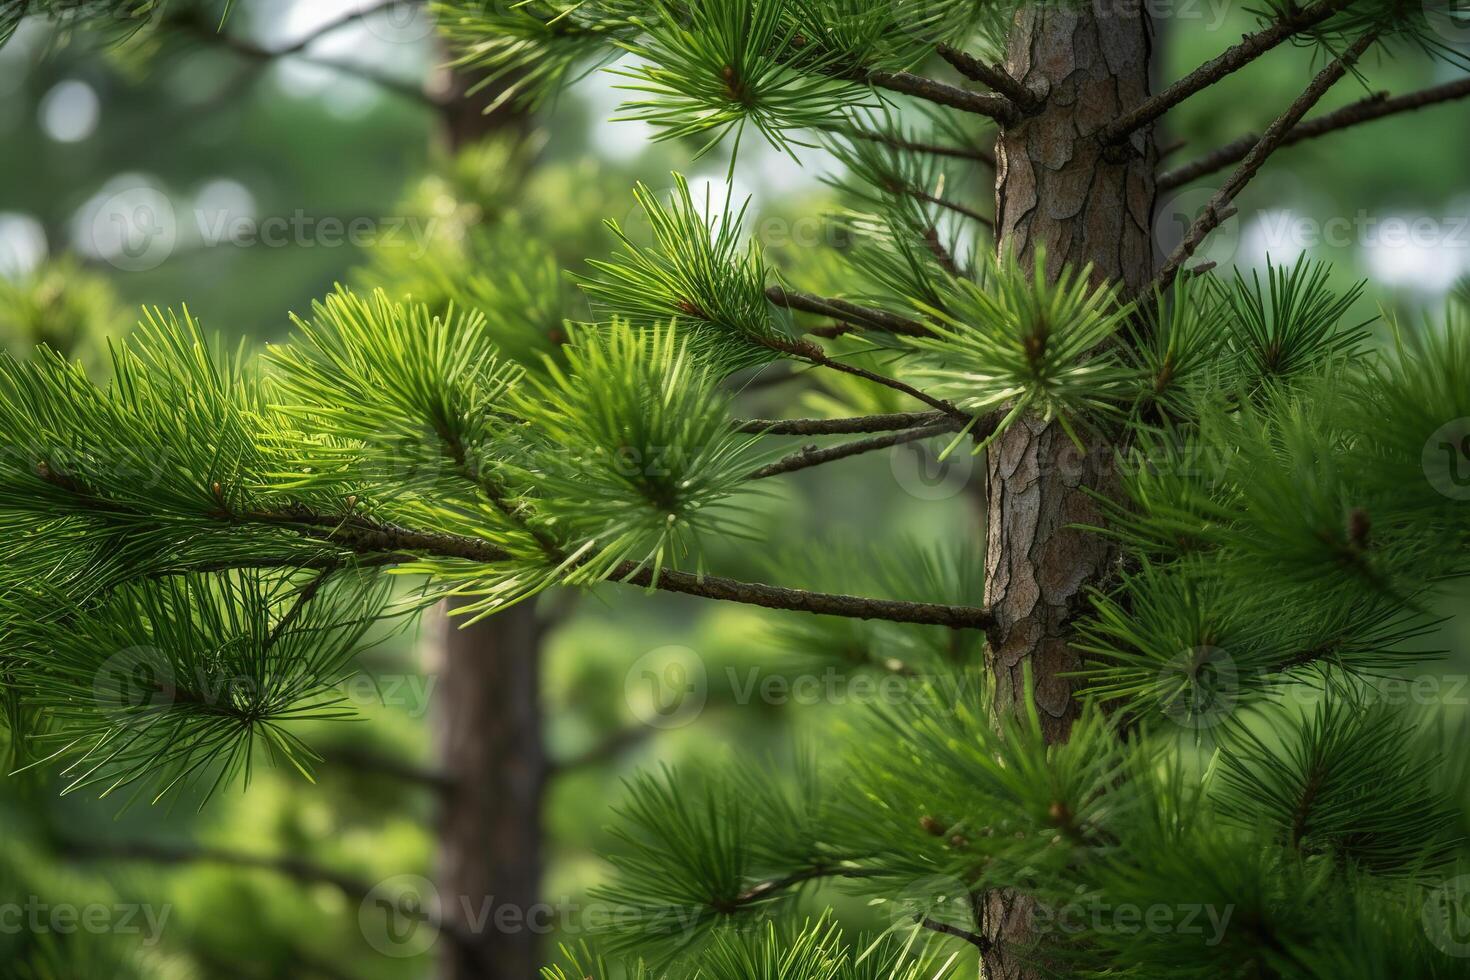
[918,917,992,953]
[1101,0,1356,142]
[759,335,971,423]
[746,422,959,480]
[907,186,993,228]
[715,866,878,913]
[934,42,1039,112]
[765,285,933,338]
[849,128,995,167]
[861,69,1019,124]
[1160,76,1470,190]
[609,563,994,630]
[733,412,950,435]
[265,567,335,649]
[1151,31,1378,296]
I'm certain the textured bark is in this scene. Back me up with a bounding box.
[983,7,1157,978]
[432,604,548,980]
[433,59,545,980]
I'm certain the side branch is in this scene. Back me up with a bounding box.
[734,412,950,435]
[613,562,993,629]
[1101,0,1354,142]
[849,128,996,167]
[863,70,1019,124]
[747,423,956,480]
[766,285,932,338]
[935,43,1039,112]
[1152,32,1377,295]
[1160,77,1470,190]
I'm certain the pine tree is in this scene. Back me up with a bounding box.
[5,2,1470,978]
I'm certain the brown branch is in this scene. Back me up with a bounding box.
[1160,76,1470,190]
[1151,31,1377,296]
[908,186,993,228]
[612,562,993,630]
[935,42,1039,112]
[919,916,993,953]
[1101,0,1356,142]
[849,128,996,167]
[747,423,957,480]
[766,285,932,337]
[734,412,950,436]
[758,334,970,423]
[862,70,1019,124]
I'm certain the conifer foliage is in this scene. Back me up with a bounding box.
[6,1,1470,978]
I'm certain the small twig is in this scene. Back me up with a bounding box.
[757,334,968,422]
[1100,0,1356,142]
[935,43,1039,112]
[265,567,335,649]
[766,285,932,338]
[908,186,993,228]
[919,916,993,953]
[734,412,950,436]
[1151,32,1378,296]
[861,69,1019,124]
[849,128,996,167]
[1160,77,1470,190]
[748,423,956,480]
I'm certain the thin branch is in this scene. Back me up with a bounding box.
[862,70,1019,124]
[759,335,970,423]
[923,226,966,278]
[734,412,950,435]
[766,285,932,338]
[1160,76,1470,190]
[918,916,993,953]
[1101,0,1355,142]
[935,42,1039,112]
[1151,31,1377,296]
[265,567,335,649]
[849,128,996,167]
[747,423,957,480]
[716,866,879,913]
[610,562,993,629]
[908,186,993,228]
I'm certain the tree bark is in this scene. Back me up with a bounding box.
[431,604,548,980]
[983,6,1156,977]
[431,59,545,980]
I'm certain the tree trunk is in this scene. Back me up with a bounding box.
[432,604,548,980]
[982,6,1156,977]
[431,61,545,980]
